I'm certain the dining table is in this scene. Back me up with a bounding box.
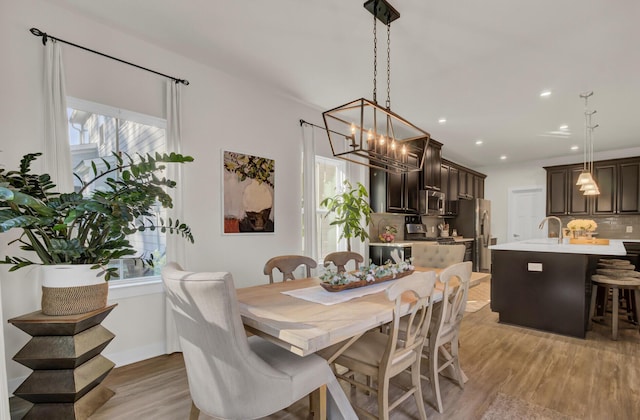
[236,267,490,419]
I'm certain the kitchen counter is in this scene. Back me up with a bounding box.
[452,237,474,242]
[490,238,627,255]
[369,242,414,247]
[490,238,630,338]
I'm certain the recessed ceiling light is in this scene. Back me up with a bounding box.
[559,124,569,130]
[475,140,483,145]
[500,155,507,160]
[540,90,552,97]
[438,118,447,124]
[571,145,579,151]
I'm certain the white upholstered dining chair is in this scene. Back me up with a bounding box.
[162,262,356,419]
[320,271,438,420]
[423,261,473,413]
[411,243,465,268]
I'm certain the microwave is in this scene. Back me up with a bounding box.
[418,190,445,216]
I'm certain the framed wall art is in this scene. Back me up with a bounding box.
[223,150,275,234]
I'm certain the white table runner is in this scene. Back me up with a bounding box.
[281,281,396,306]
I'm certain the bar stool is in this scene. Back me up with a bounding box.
[589,274,640,340]
[596,268,640,324]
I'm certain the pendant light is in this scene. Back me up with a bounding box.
[322,0,430,174]
[576,91,600,196]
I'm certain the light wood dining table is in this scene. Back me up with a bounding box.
[236,267,489,419]
[237,267,490,357]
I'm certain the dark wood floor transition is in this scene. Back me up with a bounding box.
[10,280,640,419]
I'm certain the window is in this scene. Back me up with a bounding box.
[315,156,346,260]
[67,97,167,282]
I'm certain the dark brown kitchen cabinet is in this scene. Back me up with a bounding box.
[545,156,640,216]
[546,168,568,215]
[546,165,589,215]
[592,163,616,214]
[422,140,443,190]
[618,159,640,213]
[457,168,470,199]
[440,163,458,215]
[369,154,420,214]
[474,176,485,199]
[568,167,589,215]
[448,165,459,202]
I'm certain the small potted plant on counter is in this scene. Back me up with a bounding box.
[0,151,194,315]
[379,225,397,243]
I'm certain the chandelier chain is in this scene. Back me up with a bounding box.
[373,13,377,103]
[386,20,391,109]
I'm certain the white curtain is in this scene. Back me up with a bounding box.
[43,40,73,192]
[165,80,185,353]
[301,123,318,264]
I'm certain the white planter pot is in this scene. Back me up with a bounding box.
[39,265,108,316]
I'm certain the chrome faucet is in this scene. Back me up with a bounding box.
[538,216,563,244]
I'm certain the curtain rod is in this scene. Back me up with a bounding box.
[299,119,347,138]
[30,27,189,85]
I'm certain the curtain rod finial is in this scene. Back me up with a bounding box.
[30,27,48,45]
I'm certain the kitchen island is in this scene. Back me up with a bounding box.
[489,239,627,338]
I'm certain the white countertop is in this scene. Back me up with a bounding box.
[489,238,627,256]
[369,242,414,247]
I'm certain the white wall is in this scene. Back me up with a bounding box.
[0,0,328,395]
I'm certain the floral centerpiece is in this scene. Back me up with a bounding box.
[567,219,598,233]
[319,259,415,292]
[379,225,397,243]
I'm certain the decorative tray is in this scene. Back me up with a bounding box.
[319,270,414,292]
[569,238,609,245]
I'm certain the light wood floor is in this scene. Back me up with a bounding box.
[10,279,640,419]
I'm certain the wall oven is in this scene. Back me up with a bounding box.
[418,190,445,216]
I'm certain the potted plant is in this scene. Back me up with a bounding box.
[0,152,194,315]
[320,180,372,252]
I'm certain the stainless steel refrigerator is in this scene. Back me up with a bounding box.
[455,198,491,272]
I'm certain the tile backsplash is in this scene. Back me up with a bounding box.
[370,213,447,241]
[557,215,640,239]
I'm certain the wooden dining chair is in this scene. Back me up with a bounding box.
[320,271,438,420]
[422,261,473,413]
[162,262,356,420]
[323,251,364,273]
[263,255,317,283]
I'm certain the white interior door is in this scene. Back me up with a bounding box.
[508,186,545,242]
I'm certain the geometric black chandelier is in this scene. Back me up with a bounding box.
[322,0,430,174]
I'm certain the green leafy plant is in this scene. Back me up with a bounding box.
[320,180,372,252]
[0,152,194,279]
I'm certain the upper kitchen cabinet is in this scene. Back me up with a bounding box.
[592,162,616,214]
[370,153,420,214]
[545,156,640,216]
[545,165,589,215]
[441,159,486,214]
[421,139,442,191]
[618,158,640,213]
[546,167,568,215]
[440,163,458,216]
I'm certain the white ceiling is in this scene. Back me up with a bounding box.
[52,0,640,168]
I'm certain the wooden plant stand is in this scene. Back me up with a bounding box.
[8,304,117,419]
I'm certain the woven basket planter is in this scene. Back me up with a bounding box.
[42,282,108,316]
[39,265,108,316]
